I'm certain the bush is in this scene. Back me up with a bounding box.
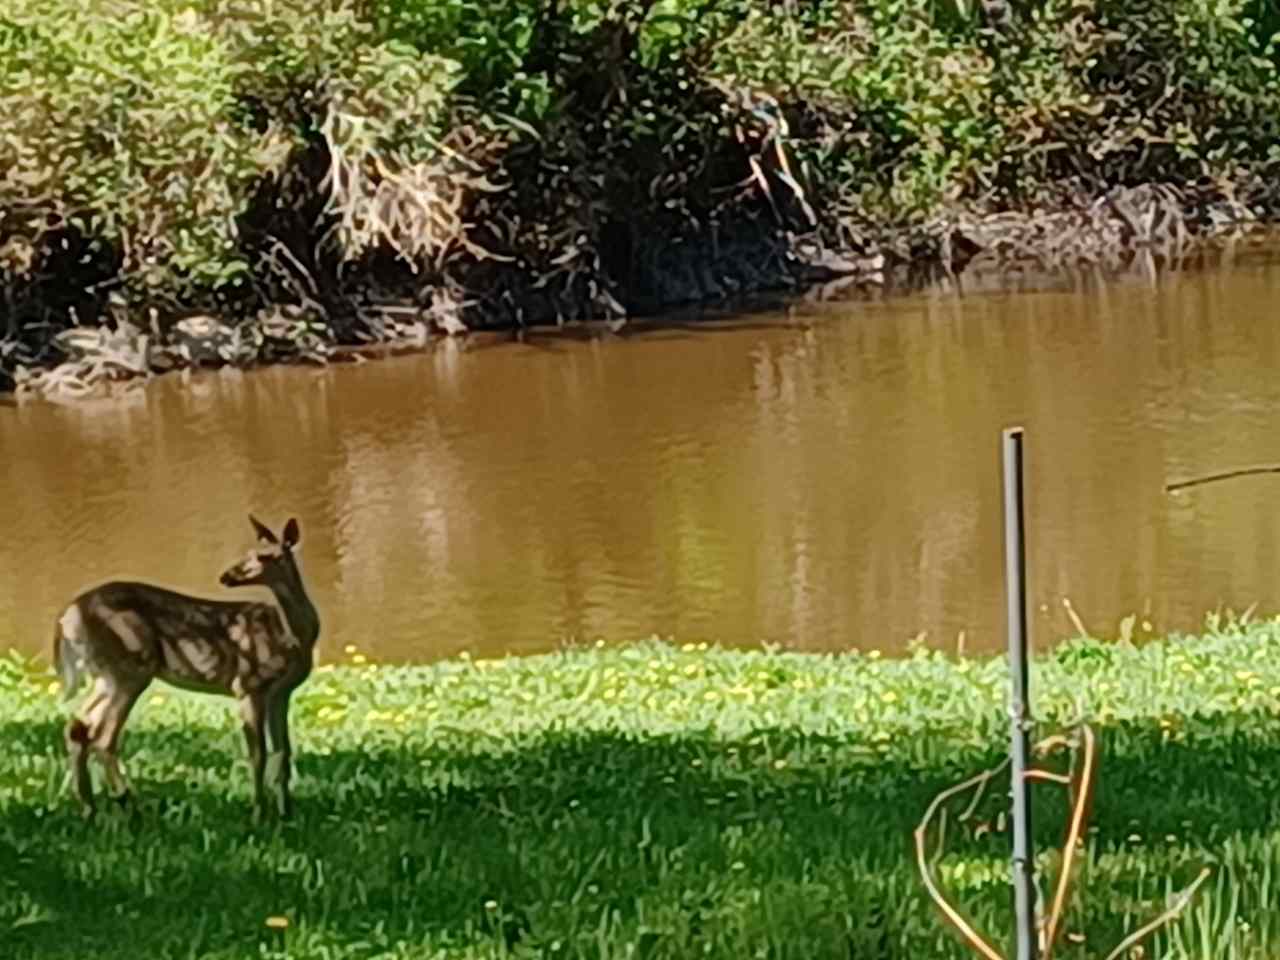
[703,0,1280,221]
[2,0,1279,389]
[0,2,259,293]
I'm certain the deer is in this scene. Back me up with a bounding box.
[52,516,320,820]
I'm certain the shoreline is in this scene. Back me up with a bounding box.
[8,211,1279,403]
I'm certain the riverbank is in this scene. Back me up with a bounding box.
[4,618,1280,958]
[4,0,1280,396]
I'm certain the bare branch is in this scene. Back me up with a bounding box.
[1099,868,1211,960]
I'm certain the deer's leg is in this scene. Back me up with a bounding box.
[264,687,295,819]
[64,685,107,816]
[239,693,268,820]
[89,680,149,805]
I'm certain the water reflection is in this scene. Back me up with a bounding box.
[5,245,1280,662]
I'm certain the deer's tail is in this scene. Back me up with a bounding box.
[52,612,84,703]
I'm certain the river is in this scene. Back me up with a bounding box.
[5,241,1280,663]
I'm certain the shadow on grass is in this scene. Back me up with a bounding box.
[4,713,1280,959]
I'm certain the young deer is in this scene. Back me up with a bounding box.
[53,516,320,819]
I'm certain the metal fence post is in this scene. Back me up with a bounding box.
[1002,427,1038,960]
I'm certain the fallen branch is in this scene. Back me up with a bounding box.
[1166,465,1280,493]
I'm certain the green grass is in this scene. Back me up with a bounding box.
[4,617,1280,959]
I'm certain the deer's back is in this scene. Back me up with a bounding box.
[62,581,297,696]
[73,580,249,618]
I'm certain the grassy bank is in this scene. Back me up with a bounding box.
[4,0,1280,394]
[4,618,1280,958]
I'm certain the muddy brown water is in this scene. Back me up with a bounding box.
[6,244,1280,664]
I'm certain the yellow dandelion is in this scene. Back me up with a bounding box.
[881,691,898,703]
[343,644,357,654]
[265,916,289,930]
[46,681,59,696]
[352,654,367,665]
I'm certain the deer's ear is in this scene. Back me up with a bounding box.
[282,518,300,549]
[249,515,278,544]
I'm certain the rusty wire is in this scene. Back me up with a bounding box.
[915,722,1206,960]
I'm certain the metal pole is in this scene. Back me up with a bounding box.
[1002,427,1038,960]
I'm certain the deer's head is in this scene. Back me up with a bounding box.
[220,515,301,588]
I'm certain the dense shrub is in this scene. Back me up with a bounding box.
[707,0,1280,220]
[2,0,1279,389]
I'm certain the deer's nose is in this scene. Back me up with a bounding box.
[219,572,235,586]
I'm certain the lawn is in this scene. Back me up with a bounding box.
[3,618,1280,959]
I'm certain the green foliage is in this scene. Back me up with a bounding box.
[0,1,259,292]
[705,0,1280,217]
[5,621,1280,957]
[369,0,553,116]
[1077,0,1280,173]
[3,0,1280,388]
[711,2,1002,215]
[0,0,461,308]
